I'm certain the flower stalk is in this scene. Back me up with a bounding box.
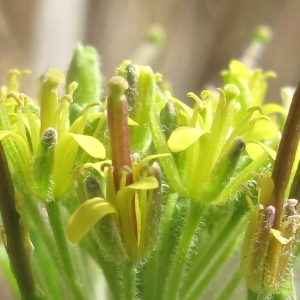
[0,142,42,300]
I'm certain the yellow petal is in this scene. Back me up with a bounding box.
[67,132,106,159]
[66,197,117,243]
[270,228,292,245]
[246,139,276,161]
[263,103,287,116]
[128,117,139,126]
[228,60,251,77]
[259,171,275,207]
[126,176,158,190]
[133,153,169,181]
[167,126,207,152]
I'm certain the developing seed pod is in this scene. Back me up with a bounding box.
[33,128,57,201]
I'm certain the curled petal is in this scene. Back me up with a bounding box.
[66,197,117,243]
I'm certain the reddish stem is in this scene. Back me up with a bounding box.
[272,81,300,229]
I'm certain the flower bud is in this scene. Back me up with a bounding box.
[160,100,177,140]
[33,127,57,200]
[66,45,101,123]
[198,136,245,204]
[241,172,299,295]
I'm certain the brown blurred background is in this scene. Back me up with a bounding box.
[1,0,300,102]
[0,0,300,299]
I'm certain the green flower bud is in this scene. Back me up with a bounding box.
[198,136,245,204]
[85,175,104,199]
[33,127,57,201]
[160,100,177,140]
[66,45,101,123]
[130,66,156,153]
[124,64,138,111]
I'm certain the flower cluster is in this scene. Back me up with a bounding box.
[0,42,299,300]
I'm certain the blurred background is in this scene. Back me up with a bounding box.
[1,0,300,102]
[0,0,300,299]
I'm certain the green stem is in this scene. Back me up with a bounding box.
[182,216,245,300]
[215,152,269,204]
[141,193,178,300]
[215,270,241,300]
[64,194,122,300]
[121,261,136,300]
[45,200,85,300]
[162,201,203,300]
[81,235,121,300]
[0,143,41,300]
[181,207,245,298]
[149,106,185,195]
[24,195,58,263]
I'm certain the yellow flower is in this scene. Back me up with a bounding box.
[66,76,169,261]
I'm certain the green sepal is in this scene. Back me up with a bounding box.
[137,162,162,259]
[95,214,129,262]
[198,136,245,204]
[85,175,104,199]
[149,105,186,196]
[159,100,178,140]
[33,127,57,201]
[124,64,138,111]
[130,66,157,153]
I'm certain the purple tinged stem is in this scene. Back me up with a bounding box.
[272,81,300,229]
